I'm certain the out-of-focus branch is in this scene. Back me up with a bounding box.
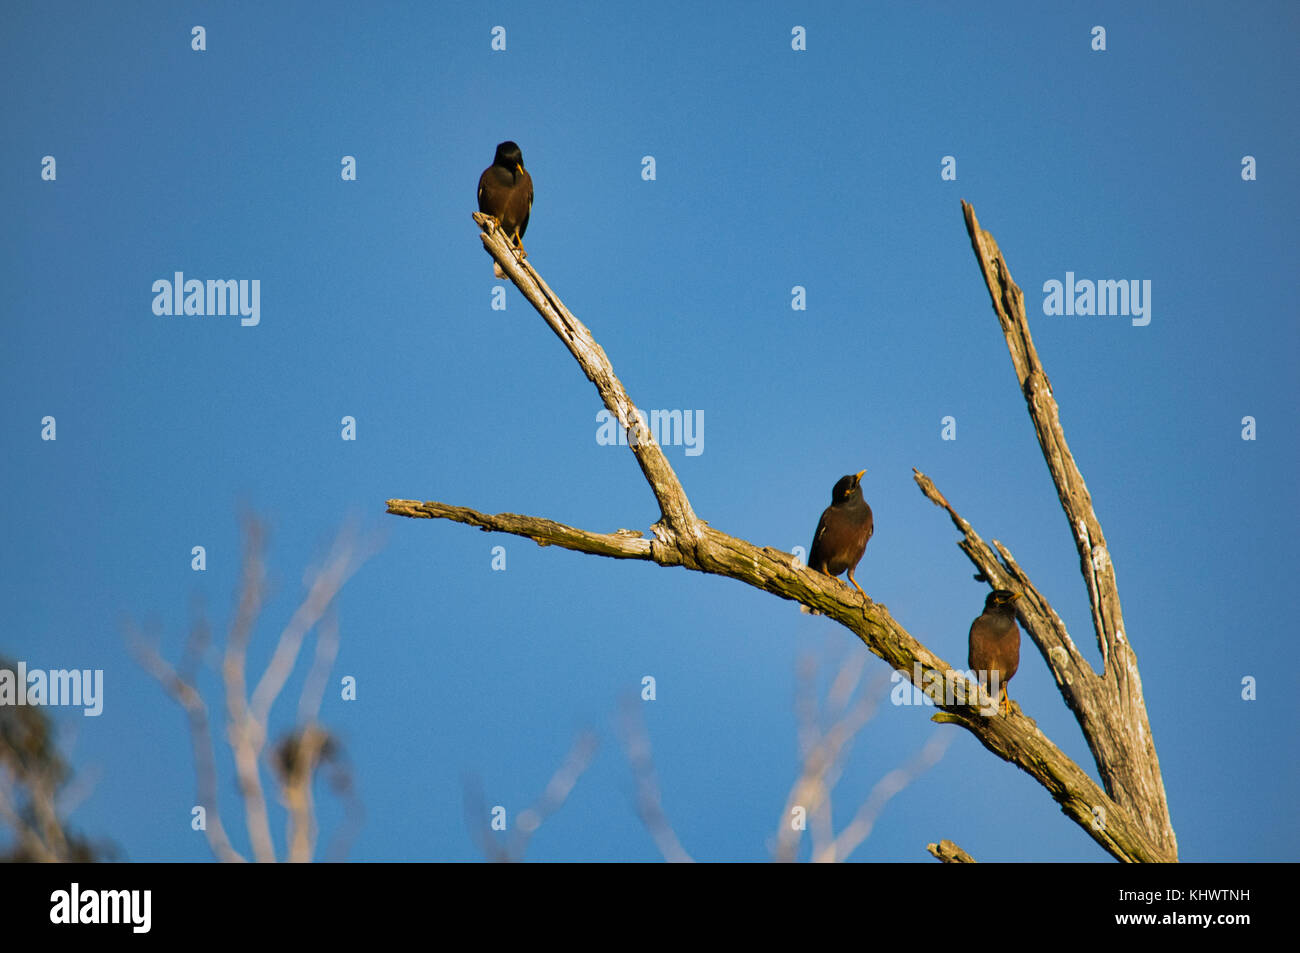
[222,517,275,862]
[777,655,884,862]
[134,516,377,862]
[279,601,343,863]
[273,722,335,864]
[777,654,950,863]
[0,682,109,862]
[818,731,951,862]
[130,623,245,863]
[511,731,598,859]
[465,731,599,862]
[618,697,694,863]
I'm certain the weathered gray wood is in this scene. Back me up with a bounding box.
[383,207,1179,862]
[954,200,1176,859]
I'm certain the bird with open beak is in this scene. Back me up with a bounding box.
[808,470,873,596]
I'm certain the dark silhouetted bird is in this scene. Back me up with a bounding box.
[477,141,533,278]
[808,470,873,596]
[968,589,1022,715]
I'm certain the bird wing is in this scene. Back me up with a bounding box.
[808,512,831,567]
[968,618,986,671]
[969,615,1018,681]
[520,172,533,236]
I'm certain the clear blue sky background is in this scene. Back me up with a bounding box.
[2,1,1296,862]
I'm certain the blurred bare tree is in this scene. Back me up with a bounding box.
[616,651,950,863]
[776,652,951,862]
[131,514,378,862]
[463,731,599,862]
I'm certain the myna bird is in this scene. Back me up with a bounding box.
[477,141,533,278]
[968,590,1022,715]
[808,470,873,596]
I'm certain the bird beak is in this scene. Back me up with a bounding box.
[516,163,524,175]
[1010,592,1022,601]
[855,469,866,481]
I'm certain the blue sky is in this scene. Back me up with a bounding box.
[2,1,1296,861]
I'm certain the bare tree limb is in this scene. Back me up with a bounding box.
[221,518,277,863]
[130,624,246,863]
[928,839,977,863]
[618,697,694,863]
[135,516,376,862]
[386,500,652,560]
[275,603,344,863]
[513,731,599,854]
[913,471,1093,712]
[274,722,332,863]
[820,732,953,863]
[464,731,600,862]
[252,520,375,724]
[473,212,698,540]
[949,200,1176,858]
[386,209,1178,862]
[776,655,950,863]
[777,658,884,862]
[0,756,61,862]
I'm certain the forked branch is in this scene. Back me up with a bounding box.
[384,207,1177,862]
[943,201,1175,858]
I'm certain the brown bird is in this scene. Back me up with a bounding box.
[968,590,1022,715]
[808,470,873,596]
[477,141,533,278]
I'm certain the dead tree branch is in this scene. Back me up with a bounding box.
[130,620,245,863]
[464,731,599,862]
[133,515,378,862]
[385,207,1176,862]
[928,839,976,863]
[927,200,1176,858]
[775,655,952,863]
[618,698,694,863]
